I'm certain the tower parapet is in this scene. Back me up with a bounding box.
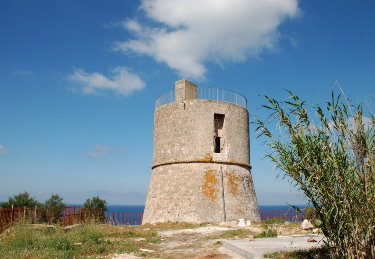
[155,79,247,109]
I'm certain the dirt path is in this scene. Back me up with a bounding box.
[110,221,312,258]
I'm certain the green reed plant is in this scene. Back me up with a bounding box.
[255,91,374,258]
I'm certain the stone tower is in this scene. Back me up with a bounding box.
[142,79,260,224]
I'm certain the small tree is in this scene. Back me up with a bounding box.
[0,192,41,208]
[44,194,65,223]
[255,91,374,258]
[79,196,107,223]
[83,196,107,211]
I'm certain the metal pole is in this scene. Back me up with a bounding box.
[11,204,14,226]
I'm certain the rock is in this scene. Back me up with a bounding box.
[301,219,314,230]
[132,237,146,242]
[313,228,321,234]
[63,224,82,232]
[140,248,154,253]
[307,237,317,242]
[74,242,82,246]
[238,218,246,227]
[247,235,254,241]
[246,220,251,226]
[284,221,290,226]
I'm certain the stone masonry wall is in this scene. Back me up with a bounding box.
[153,99,250,166]
[143,99,260,224]
[142,163,260,223]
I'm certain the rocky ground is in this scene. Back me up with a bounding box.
[109,220,319,259]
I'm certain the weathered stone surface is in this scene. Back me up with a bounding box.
[301,219,314,230]
[313,228,321,234]
[143,80,260,224]
[238,219,246,227]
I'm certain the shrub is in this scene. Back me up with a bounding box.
[254,229,278,238]
[44,194,65,224]
[255,91,374,258]
[262,218,285,225]
[0,192,41,208]
[83,196,107,212]
[303,207,316,221]
[219,229,254,239]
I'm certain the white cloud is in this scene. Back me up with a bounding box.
[115,0,299,78]
[70,67,145,96]
[0,145,10,154]
[346,116,373,132]
[88,145,114,158]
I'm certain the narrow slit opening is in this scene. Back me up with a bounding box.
[214,137,221,153]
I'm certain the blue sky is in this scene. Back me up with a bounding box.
[0,0,374,205]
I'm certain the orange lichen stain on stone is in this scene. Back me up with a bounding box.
[202,169,218,202]
[235,208,244,215]
[198,153,213,162]
[225,171,239,196]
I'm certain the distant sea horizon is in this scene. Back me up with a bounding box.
[69,204,310,213]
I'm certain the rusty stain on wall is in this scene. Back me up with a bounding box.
[198,153,213,162]
[235,208,244,215]
[225,171,239,196]
[202,169,218,202]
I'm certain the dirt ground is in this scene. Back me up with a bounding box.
[110,221,315,259]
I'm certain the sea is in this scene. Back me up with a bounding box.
[101,204,309,225]
[106,204,308,213]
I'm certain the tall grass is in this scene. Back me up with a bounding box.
[255,91,375,258]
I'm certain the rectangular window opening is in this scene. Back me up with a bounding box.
[214,114,225,153]
[214,114,225,135]
[214,137,221,153]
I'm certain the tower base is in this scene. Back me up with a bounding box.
[142,163,260,224]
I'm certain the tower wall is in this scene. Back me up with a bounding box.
[143,91,260,224]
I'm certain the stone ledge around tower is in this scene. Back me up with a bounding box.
[151,158,252,170]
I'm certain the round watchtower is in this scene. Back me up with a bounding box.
[142,79,260,224]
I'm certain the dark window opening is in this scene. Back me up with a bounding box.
[214,114,225,135]
[214,114,225,153]
[214,137,221,153]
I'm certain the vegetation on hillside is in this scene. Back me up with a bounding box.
[0,192,42,208]
[44,194,66,223]
[83,195,107,212]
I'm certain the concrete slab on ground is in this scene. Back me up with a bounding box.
[223,234,325,258]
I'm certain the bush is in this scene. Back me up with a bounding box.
[255,91,375,258]
[303,207,322,227]
[303,207,316,221]
[0,223,109,258]
[262,218,285,225]
[219,229,254,239]
[254,229,278,238]
[79,196,107,223]
[83,196,107,212]
[44,194,65,223]
[0,192,41,208]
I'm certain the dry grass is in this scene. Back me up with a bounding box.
[0,220,318,258]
